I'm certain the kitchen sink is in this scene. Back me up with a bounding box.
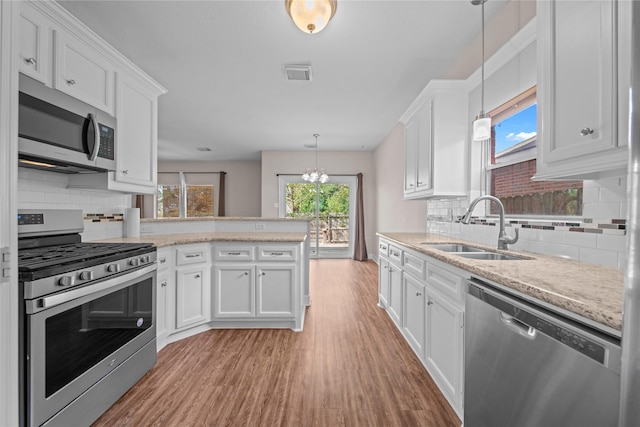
[455,252,528,261]
[423,243,488,253]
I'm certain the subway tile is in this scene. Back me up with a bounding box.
[528,241,580,260]
[44,192,70,203]
[563,230,597,248]
[579,247,619,269]
[582,186,599,203]
[583,202,622,219]
[597,234,627,252]
[18,190,44,203]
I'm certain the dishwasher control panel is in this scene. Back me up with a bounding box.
[534,318,605,363]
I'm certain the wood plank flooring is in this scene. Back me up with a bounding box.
[92,259,461,427]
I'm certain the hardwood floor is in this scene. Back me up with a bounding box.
[92,259,461,427]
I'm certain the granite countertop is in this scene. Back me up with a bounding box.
[141,217,310,223]
[97,232,307,248]
[377,232,624,333]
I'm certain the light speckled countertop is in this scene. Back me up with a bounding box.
[97,232,307,248]
[378,232,624,334]
[141,217,310,223]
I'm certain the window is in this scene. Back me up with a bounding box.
[157,172,217,218]
[487,87,583,216]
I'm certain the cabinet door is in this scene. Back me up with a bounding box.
[54,31,114,114]
[537,0,625,178]
[388,263,403,325]
[403,274,426,358]
[256,265,295,318]
[175,266,211,329]
[416,99,432,192]
[112,73,158,191]
[378,257,390,308]
[156,273,169,343]
[213,265,255,318]
[18,3,49,84]
[404,116,419,194]
[425,290,464,412]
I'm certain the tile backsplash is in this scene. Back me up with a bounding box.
[18,168,131,240]
[427,177,628,270]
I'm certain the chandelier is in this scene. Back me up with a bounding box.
[302,134,329,183]
[285,0,337,34]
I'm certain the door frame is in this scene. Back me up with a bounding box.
[278,175,356,259]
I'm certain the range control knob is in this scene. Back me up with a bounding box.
[58,276,75,287]
[129,258,140,267]
[107,264,121,273]
[79,271,94,281]
[140,255,150,264]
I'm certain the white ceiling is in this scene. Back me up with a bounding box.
[58,0,506,161]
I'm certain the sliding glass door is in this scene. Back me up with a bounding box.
[279,175,356,258]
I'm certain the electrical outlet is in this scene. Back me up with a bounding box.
[255,223,265,230]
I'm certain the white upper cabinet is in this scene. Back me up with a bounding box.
[401,80,468,199]
[19,1,166,195]
[112,73,158,190]
[536,0,630,179]
[53,30,115,115]
[18,2,49,84]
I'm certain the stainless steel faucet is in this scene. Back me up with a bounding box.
[460,195,519,250]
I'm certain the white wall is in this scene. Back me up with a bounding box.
[261,150,377,257]
[156,160,261,217]
[373,123,427,234]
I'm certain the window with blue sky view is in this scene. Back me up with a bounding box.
[494,103,537,155]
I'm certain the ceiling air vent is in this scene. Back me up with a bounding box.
[282,64,312,82]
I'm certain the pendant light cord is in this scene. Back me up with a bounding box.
[481,0,485,116]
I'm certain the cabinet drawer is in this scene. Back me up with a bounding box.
[388,245,403,265]
[175,245,211,266]
[426,263,464,304]
[257,245,298,262]
[379,240,389,258]
[403,251,426,280]
[213,245,255,262]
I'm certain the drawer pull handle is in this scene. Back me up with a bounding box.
[580,127,594,136]
[161,281,167,287]
[194,274,201,278]
[244,272,249,276]
[427,300,434,306]
[416,292,422,297]
[228,252,241,256]
[185,254,201,258]
[67,79,76,86]
[261,272,266,276]
[159,258,166,264]
[25,57,37,66]
[270,252,284,256]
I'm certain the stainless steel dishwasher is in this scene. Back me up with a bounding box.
[464,278,621,427]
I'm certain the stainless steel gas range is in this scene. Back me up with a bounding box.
[18,209,157,427]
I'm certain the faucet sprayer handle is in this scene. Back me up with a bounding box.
[500,228,519,246]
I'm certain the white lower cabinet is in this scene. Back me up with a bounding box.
[213,263,296,319]
[377,237,466,418]
[173,244,211,332]
[425,288,464,414]
[155,247,172,350]
[175,265,211,329]
[388,261,403,325]
[403,273,426,357]
[378,257,390,308]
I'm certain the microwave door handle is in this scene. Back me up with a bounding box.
[87,113,100,161]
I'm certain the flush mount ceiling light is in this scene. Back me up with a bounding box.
[285,0,337,34]
[302,134,329,183]
[472,0,491,142]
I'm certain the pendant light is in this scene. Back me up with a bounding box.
[285,0,337,34]
[302,134,329,183]
[472,0,491,142]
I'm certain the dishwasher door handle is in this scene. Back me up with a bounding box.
[499,312,537,340]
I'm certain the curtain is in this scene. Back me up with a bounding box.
[353,172,368,261]
[218,171,226,217]
[135,195,145,218]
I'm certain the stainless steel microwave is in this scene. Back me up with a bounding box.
[18,75,116,174]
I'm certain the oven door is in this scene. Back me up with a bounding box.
[25,265,156,427]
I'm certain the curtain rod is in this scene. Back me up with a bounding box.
[276,173,360,177]
[159,171,226,174]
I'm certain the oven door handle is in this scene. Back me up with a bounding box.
[26,264,157,314]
